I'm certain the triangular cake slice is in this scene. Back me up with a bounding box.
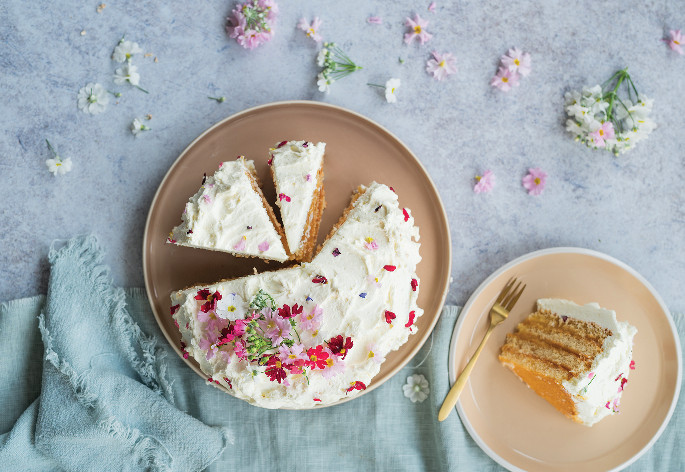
[167,156,289,262]
[498,298,637,426]
[268,140,326,262]
[169,182,422,409]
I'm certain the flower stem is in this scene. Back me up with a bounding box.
[135,85,149,94]
[367,83,384,88]
[208,96,226,103]
[45,139,57,157]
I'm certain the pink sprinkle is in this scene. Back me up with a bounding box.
[367,16,382,24]
[428,2,436,12]
[605,401,611,409]
[202,195,211,204]
[305,174,311,181]
[364,240,379,250]
[219,163,223,168]
[278,193,291,202]
[629,360,636,370]
[258,240,270,252]
[588,372,595,379]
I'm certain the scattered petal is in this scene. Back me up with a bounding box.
[501,47,532,76]
[297,17,323,43]
[664,30,684,55]
[522,167,547,196]
[77,83,109,114]
[404,14,432,45]
[367,16,382,24]
[473,170,495,193]
[491,66,520,91]
[426,51,457,81]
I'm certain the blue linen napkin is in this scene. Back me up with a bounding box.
[0,236,682,471]
[0,236,230,471]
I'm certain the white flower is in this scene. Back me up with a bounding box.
[112,39,142,63]
[46,157,73,176]
[114,63,140,86]
[130,118,150,137]
[317,48,329,67]
[317,72,332,93]
[403,374,429,403]
[77,83,109,114]
[384,78,400,103]
[215,293,248,320]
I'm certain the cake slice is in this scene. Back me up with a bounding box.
[167,156,289,262]
[498,298,637,426]
[268,140,326,262]
[169,182,422,409]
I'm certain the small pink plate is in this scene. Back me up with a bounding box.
[449,247,681,472]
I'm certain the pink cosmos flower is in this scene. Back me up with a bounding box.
[367,16,382,24]
[664,30,684,55]
[522,168,547,196]
[404,14,432,45]
[297,17,323,43]
[501,47,531,76]
[473,170,495,193]
[299,304,323,332]
[491,66,520,91]
[425,51,457,81]
[589,122,615,148]
[321,349,346,379]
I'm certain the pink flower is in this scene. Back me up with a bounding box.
[233,236,247,251]
[233,318,249,336]
[364,237,379,250]
[366,343,385,364]
[297,17,323,43]
[260,310,291,345]
[226,0,278,50]
[233,340,247,359]
[321,349,346,379]
[491,66,520,91]
[428,2,437,12]
[425,51,457,81]
[404,14,432,45]
[501,47,531,76]
[473,170,495,193]
[299,304,323,332]
[589,122,615,148]
[629,360,636,370]
[664,30,684,55]
[367,16,382,24]
[258,240,269,252]
[522,168,547,196]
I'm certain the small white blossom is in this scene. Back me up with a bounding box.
[130,118,150,137]
[114,63,140,86]
[77,83,109,114]
[384,78,400,103]
[112,39,142,63]
[317,72,332,93]
[403,374,429,403]
[317,48,328,67]
[46,157,73,176]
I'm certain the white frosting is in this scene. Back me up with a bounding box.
[171,182,422,409]
[269,141,325,255]
[167,157,288,262]
[537,298,637,426]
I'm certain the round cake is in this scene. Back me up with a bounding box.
[170,182,422,408]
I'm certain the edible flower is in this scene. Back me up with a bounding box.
[403,374,430,403]
[522,168,547,196]
[404,14,432,45]
[426,51,457,81]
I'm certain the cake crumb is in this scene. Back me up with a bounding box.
[144,52,153,58]
[145,114,152,120]
[154,57,159,63]
[96,3,106,13]
[253,267,258,275]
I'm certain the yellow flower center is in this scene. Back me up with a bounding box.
[227,306,236,312]
[439,60,445,67]
[307,28,315,37]
[312,330,318,337]
[534,177,541,185]
[475,175,482,183]
[365,237,374,243]
[599,129,604,136]
[275,361,282,368]
[514,58,520,66]
[367,351,375,359]
[326,359,334,367]
[374,277,379,283]
[340,348,346,354]
[56,162,62,167]
[414,25,422,33]
[675,40,681,45]
[311,355,318,362]
[502,77,509,83]
[288,354,296,359]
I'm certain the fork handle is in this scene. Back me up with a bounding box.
[438,324,495,422]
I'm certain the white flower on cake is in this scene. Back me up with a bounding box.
[112,39,143,63]
[403,374,430,403]
[77,83,109,114]
[114,63,140,86]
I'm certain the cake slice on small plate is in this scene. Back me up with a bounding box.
[498,298,637,426]
[167,156,289,262]
[268,140,326,262]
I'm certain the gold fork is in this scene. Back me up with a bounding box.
[438,277,526,422]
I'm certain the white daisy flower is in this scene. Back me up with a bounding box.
[130,118,150,137]
[317,72,332,93]
[46,157,73,176]
[112,39,142,63]
[77,83,109,114]
[384,78,401,103]
[114,63,140,86]
[403,374,429,403]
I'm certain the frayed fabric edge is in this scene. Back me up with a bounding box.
[100,417,173,472]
